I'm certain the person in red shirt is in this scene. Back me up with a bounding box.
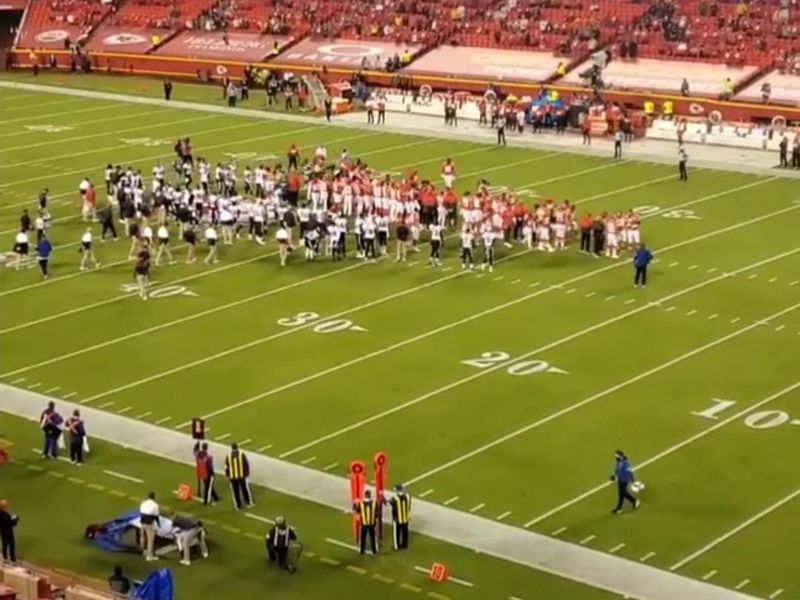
[286,171,302,207]
[420,185,437,227]
[193,442,219,505]
[443,188,458,229]
[83,184,97,222]
[580,213,593,253]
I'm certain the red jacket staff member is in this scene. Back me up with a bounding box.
[193,442,220,505]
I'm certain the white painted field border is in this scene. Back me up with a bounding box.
[1,102,128,126]
[671,488,800,570]
[277,215,800,458]
[526,377,800,528]
[405,250,800,487]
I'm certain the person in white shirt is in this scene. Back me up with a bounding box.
[481,229,496,272]
[139,492,160,562]
[429,223,443,266]
[34,213,46,243]
[155,225,174,266]
[13,231,29,271]
[79,228,100,271]
[361,218,377,262]
[275,226,290,266]
[461,227,474,270]
[204,226,219,265]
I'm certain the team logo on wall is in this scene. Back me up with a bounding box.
[688,103,706,115]
[102,33,149,46]
[35,30,70,43]
[216,65,228,75]
[316,44,384,58]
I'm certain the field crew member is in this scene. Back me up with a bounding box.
[633,243,653,288]
[610,450,640,513]
[65,409,87,465]
[225,443,254,510]
[387,485,411,550]
[354,489,378,555]
[0,500,18,563]
[40,401,63,459]
[36,234,52,279]
[194,442,220,505]
[266,516,298,572]
[139,492,160,561]
[678,144,689,181]
[79,228,100,271]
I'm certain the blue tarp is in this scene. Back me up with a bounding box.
[133,569,174,600]
[86,510,141,553]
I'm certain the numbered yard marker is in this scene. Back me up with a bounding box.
[119,283,197,298]
[120,137,170,147]
[692,399,799,431]
[276,313,368,334]
[633,205,701,220]
[461,351,568,376]
[24,124,75,133]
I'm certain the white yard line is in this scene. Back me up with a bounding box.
[245,513,275,525]
[671,488,800,570]
[103,469,144,484]
[526,378,800,528]
[406,255,800,488]
[284,242,800,460]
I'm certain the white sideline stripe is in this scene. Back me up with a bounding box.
[103,470,144,484]
[407,250,800,488]
[469,503,486,513]
[413,566,475,588]
[325,537,359,552]
[526,377,800,528]
[0,386,760,600]
[671,488,800,570]
[0,101,122,125]
[443,496,459,506]
[419,489,435,498]
[277,209,799,458]
[496,511,512,520]
[245,513,275,525]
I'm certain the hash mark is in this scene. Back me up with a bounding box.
[624,298,636,305]
[214,433,231,441]
[566,288,577,295]
[640,552,655,562]
[735,580,750,590]
[610,543,626,553]
[493,276,504,281]
[707,313,719,320]
[769,589,784,599]
[323,462,339,471]
[300,456,317,465]
[747,274,758,280]
[63,392,77,399]
[769,277,778,283]
[605,295,616,301]
[775,325,786,332]
[43,386,60,394]
[98,401,115,409]
[511,279,521,285]
[730,317,741,323]
[135,411,152,419]
[551,526,567,536]
[9,377,26,385]
[469,502,485,513]
[155,416,172,425]
[496,511,512,520]
[665,306,677,312]
[669,262,679,267]
[529,282,541,288]
[27,382,42,390]
[688,265,698,270]
[257,444,273,452]
[702,570,717,580]
[419,489,435,498]
[790,281,798,287]
[579,535,595,545]
[443,496,459,506]
[686,309,698,316]
[585,292,596,298]
[706,267,717,273]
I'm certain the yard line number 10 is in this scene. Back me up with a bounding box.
[692,398,800,430]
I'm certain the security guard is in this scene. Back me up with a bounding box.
[224,443,254,510]
[387,484,411,550]
[266,516,298,572]
[662,99,674,120]
[65,409,86,465]
[354,490,378,555]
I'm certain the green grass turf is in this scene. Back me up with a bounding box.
[0,414,617,600]
[1,75,799,600]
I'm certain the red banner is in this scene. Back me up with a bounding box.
[17,25,84,49]
[157,31,288,62]
[273,38,419,69]
[84,27,160,53]
[405,46,560,83]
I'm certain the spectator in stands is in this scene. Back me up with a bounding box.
[556,61,566,76]
[721,77,734,100]
[760,82,771,103]
[108,565,132,597]
[680,78,690,97]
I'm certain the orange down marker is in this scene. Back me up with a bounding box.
[430,563,449,582]
[348,460,366,543]
[177,484,193,501]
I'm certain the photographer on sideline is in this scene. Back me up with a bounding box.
[266,516,298,573]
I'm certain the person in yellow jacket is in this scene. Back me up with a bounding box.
[643,100,655,118]
[556,62,566,77]
[662,99,674,120]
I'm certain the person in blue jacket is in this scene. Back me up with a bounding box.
[633,243,653,288]
[36,234,52,279]
[610,450,640,514]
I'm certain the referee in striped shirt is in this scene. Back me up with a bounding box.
[387,484,411,550]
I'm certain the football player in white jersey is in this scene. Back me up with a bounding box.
[429,222,443,267]
[276,225,290,266]
[204,226,219,265]
[155,224,174,266]
[605,215,619,259]
[376,214,390,256]
[461,226,475,270]
[481,226,496,272]
[79,228,100,271]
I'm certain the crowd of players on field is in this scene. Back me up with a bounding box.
[9,136,643,279]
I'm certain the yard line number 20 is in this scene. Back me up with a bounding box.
[462,351,568,376]
[692,398,800,430]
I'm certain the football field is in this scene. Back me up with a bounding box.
[1,73,799,600]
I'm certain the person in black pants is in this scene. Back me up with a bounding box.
[591,216,605,257]
[579,215,592,253]
[0,500,18,563]
[163,79,173,100]
[324,97,332,122]
[610,450,640,513]
[496,120,506,146]
[678,145,689,181]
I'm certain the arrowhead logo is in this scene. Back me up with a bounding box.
[546,366,569,375]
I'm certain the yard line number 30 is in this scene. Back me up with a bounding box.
[693,398,800,430]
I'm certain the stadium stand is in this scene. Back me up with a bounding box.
[106,0,215,30]
[16,0,113,48]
